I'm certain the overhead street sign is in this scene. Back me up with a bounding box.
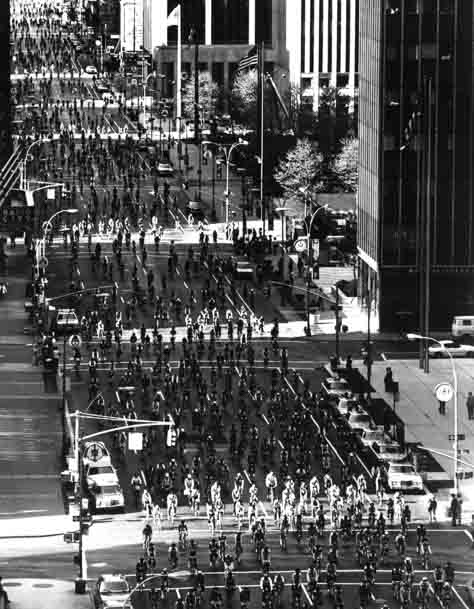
[83,442,106,462]
[294,239,306,253]
[434,382,454,403]
[448,433,465,441]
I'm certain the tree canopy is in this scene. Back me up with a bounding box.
[273,138,325,200]
[182,71,221,121]
[332,137,358,192]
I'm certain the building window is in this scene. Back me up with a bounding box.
[255,0,272,45]
[168,0,205,44]
[319,76,329,88]
[337,74,349,88]
[212,62,224,87]
[228,62,238,83]
[212,0,249,44]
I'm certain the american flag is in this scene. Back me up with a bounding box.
[237,46,258,72]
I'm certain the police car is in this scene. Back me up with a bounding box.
[54,308,80,334]
[88,482,125,513]
[93,574,132,609]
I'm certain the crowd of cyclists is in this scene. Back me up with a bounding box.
[15,4,467,609]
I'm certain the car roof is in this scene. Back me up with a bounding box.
[101,573,126,582]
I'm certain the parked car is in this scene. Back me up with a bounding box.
[374,441,407,463]
[428,340,474,358]
[157,160,174,175]
[360,428,390,449]
[88,482,125,513]
[386,462,423,491]
[92,573,132,609]
[85,65,98,74]
[346,410,374,435]
[322,377,352,400]
[85,457,119,488]
[335,395,359,416]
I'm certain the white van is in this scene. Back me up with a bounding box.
[452,316,474,338]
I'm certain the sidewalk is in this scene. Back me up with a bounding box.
[369,358,474,507]
[2,579,92,609]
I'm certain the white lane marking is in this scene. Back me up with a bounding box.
[381,352,387,360]
[91,562,108,568]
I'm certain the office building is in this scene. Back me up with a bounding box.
[358,0,474,331]
[0,0,11,167]
[143,0,288,98]
[286,0,359,111]
[121,0,144,53]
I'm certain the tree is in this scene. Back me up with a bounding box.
[273,139,326,200]
[231,68,259,130]
[332,137,358,192]
[182,71,221,122]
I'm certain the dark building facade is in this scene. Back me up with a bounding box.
[358,0,474,331]
[0,0,11,167]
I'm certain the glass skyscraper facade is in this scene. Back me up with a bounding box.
[358,0,474,331]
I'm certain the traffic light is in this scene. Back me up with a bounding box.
[73,554,80,566]
[80,522,90,536]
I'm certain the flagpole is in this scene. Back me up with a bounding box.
[176,4,182,126]
[259,40,265,237]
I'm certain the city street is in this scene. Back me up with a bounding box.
[2,2,474,609]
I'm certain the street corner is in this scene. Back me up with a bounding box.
[1,579,93,609]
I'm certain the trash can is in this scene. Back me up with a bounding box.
[75,579,87,594]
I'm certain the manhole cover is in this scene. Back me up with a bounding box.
[33,583,54,589]
[3,582,22,587]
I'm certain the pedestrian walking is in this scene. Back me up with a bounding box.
[449,494,460,526]
[466,392,474,419]
[384,367,393,392]
[427,495,437,522]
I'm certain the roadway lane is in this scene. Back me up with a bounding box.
[0,246,64,519]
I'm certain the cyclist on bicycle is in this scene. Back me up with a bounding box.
[420,537,431,569]
[168,542,178,568]
[188,540,198,574]
[359,578,371,608]
[209,537,219,568]
[260,570,273,602]
[416,524,427,553]
[441,582,452,608]
[403,556,414,585]
[178,520,188,548]
[444,561,455,584]
[261,545,271,571]
[392,563,403,600]
[417,577,430,606]
[223,553,234,577]
[143,523,153,551]
[400,581,411,606]
[433,565,444,595]
[395,530,406,556]
[167,491,178,524]
[240,586,250,609]
[160,568,169,594]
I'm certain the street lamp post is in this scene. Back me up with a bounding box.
[142,72,156,138]
[21,138,51,190]
[36,208,78,278]
[304,204,328,336]
[202,140,248,225]
[406,333,459,494]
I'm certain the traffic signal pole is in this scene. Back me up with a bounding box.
[71,413,174,593]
